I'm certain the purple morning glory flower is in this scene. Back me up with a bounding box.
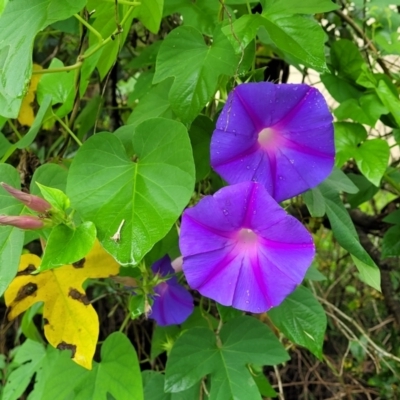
[179,182,315,313]
[150,255,194,326]
[211,82,334,202]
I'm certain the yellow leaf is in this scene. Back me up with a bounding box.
[5,240,120,370]
[17,63,43,127]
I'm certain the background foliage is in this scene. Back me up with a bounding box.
[1,0,400,398]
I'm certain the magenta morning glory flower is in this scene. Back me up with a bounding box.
[211,82,334,202]
[179,182,315,313]
[150,255,194,326]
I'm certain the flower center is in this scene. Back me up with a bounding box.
[237,228,258,246]
[257,127,275,149]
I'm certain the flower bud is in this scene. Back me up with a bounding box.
[0,215,44,230]
[1,183,51,213]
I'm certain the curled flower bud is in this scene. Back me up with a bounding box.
[0,215,44,230]
[150,255,194,326]
[1,183,51,213]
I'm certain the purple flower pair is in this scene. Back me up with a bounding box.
[151,82,334,322]
[180,83,334,313]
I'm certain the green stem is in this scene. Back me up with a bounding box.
[32,62,82,75]
[33,5,138,76]
[119,312,131,332]
[82,5,136,60]
[74,13,104,43]
[245,0,252,14]
[7,120,22,140]
[53,114,83,146]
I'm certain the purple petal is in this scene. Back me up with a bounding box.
[150,255,194,326]
[211,82,334,202]
[152,255,175,277]
[180,182,315,313]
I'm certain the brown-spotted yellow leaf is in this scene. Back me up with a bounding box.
[17,64,43,126]
[4,240,119,370]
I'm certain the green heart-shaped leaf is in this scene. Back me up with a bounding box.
[66,118,195,265]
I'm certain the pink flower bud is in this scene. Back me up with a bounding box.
[1,182,51,213]
[171,256,183,272]
[0,215,44,230]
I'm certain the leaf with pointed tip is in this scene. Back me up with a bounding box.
[154,26,238,122]
[222,13,327,72]
[269,286,327,359]
[165,316,289,398]
[39,222,97,271]
[67,118,195,265]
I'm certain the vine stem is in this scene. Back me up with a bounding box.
[119,312,131,332]
[318,296,400,364]
[7,120,22,140]
[32,4,139,75]
[334,9,391,77]
[74,13,103,43]
[53,114,83,146]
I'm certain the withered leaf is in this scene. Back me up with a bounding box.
[5,240,120,370]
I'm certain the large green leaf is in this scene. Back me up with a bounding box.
[335,122,390,186]
[268,286,327,359]
[67,118,195,265]
[29,333,143,400]
[165,316,289,398]
[29,346,84,400]
[331,39,366,80]
[0,164,25,296]
[2,340,47,400]
[154,26,238,122]
[262,0,339,14]
[72,333,143,400]
[0,0,85,117]
[222,13,327,71]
